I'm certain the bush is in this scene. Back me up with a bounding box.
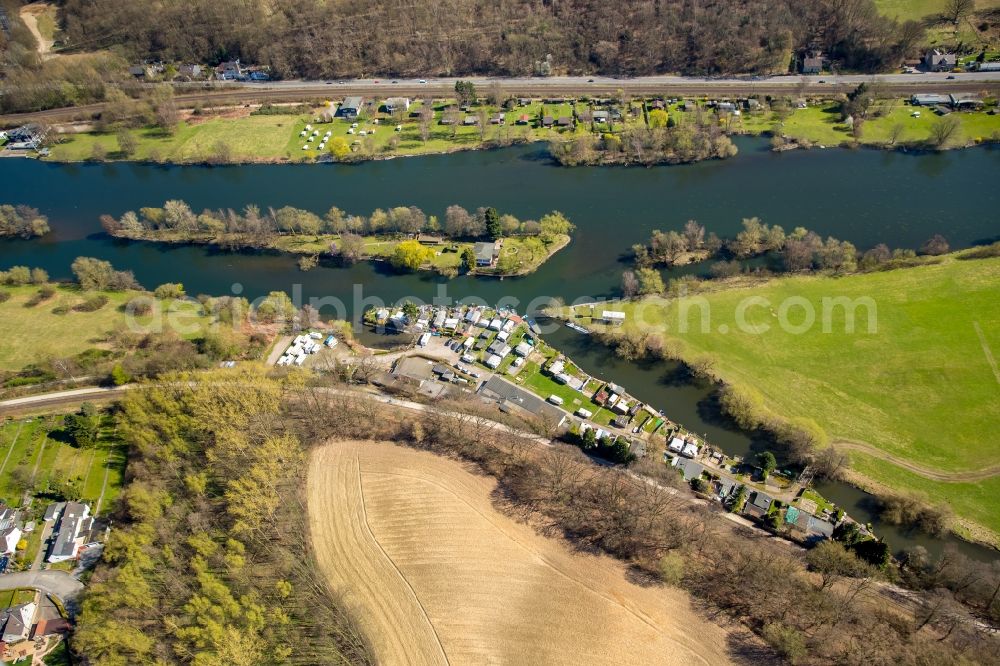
[958,242,1000,261]
[0,291,10,304]
[153,282,185,299]
[73,295,110,312]
[762,623,807,664]
[24,286,56,307]
[52,304,70,315]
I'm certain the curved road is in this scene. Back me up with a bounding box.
[2,72,999,126]
[0,570,84,605]
[834,439,1000,482]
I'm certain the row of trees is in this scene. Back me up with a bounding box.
[102,200,573,246]
[635,217,953,276]
[283,383,998,666]
[0,205,49,239]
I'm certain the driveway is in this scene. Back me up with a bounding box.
[0,570,84,607]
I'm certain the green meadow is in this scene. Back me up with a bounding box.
[569,255,1000,539]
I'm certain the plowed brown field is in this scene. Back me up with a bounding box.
[308,441,736,665]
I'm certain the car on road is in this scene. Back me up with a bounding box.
[588,78,594,82]
[946,75,956,79]
[338,80,345,84]
[418,79,427,83]
[392,80,399,83]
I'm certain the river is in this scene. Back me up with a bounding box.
[2,137,998,560]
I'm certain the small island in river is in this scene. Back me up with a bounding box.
[100,200,574,278]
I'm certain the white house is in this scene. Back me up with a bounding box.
[47,501,92,564]
[0,526,22,555]
[0,602,36,644]
[384,97,410,113]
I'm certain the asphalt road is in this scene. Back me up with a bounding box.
[3,72,999,126]
[0,570,84,605]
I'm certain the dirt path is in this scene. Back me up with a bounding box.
[834,439,1000,482]
[308,440,737,666]
[0,422,23,476]
[19,3,54,57]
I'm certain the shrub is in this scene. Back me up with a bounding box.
[73,295,110,312]
[0,291,10,304]
[153,282,185,299]
[24,286,56,307]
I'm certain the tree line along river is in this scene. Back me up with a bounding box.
[1,136,998,560]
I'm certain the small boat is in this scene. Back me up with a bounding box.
[565,322,590,335]
[527,318,542,335]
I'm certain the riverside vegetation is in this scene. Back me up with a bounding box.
[100,200,575,277]
[561,245,1000,545]
[0,256,308,390]
[0,204,49,239]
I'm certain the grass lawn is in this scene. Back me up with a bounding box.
[578,255,1000,534]
[875,0,1000,19]
[520,367,587,409]
[0,285,212,373]
[849,450,1000,542]
[0,413,126,516]
[0,589,36,608]
[49,115,308,163]
[738,102,1000,148]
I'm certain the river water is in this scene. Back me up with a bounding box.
[1,137,998,560]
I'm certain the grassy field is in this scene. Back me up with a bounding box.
[308,441,735,664]
[48,115,306,162]
[875,0,1000,19]
[0,589,36,608]
[736,101,1000,147]
[0,284,211,372]
[0,412,126,516]
[569,256,1000,537]
[848,450,1000,541]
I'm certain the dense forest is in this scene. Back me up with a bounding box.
[56,0,922,77]
[73,371,373,664]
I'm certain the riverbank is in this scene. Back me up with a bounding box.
[33,94,1000,166]
[549,250,1000,548]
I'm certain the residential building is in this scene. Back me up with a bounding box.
[478,376,567,427]
[217,59,244,80]
[47,501,92,564]
[0,526,21,555]
[556,116,573,127]
[676,458,705,481]
[801,55,823,74]
[338,96,365,119]
[910,93,951,106]
[4,124,45,150]
[178,64,202,78]
[474,241,500,267]
[514,341,532,357]
[0,602,36,644]
[924,49,957,71]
